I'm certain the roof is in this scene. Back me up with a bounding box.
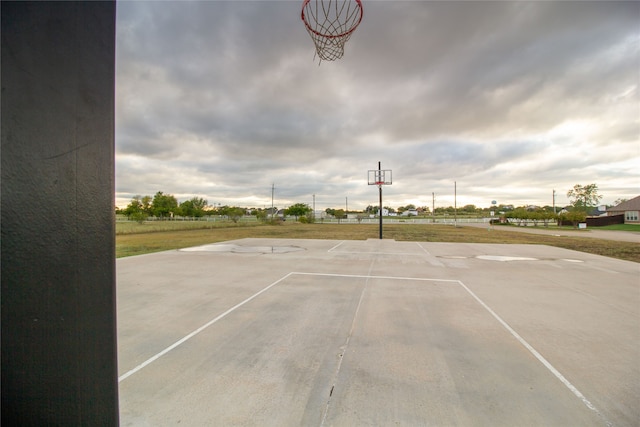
[610,195,640,211]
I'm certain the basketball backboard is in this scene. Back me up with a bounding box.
[368,169,392,186]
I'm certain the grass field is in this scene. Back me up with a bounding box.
[116,221,640,262]
[597,223,640,231]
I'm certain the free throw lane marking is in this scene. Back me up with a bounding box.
[119,272,456,382]
[119,270,612,427]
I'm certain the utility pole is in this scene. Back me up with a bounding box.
[313,194,316,221]
[432,192,435,223]
[378,162,383,239]
[271,183,275,219]
[553,189,556,214]
[454,181,457,227]
[345,196,348,215]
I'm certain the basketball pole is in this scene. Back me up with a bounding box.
[378,161,383,239]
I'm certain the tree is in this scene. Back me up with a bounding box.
[559,210,586,228]
[506,208,529,226]
[123,195,147,223]
[462,204,478,214]
[286,203,311,219]
[179,197,208,217]
[219,206,245,223]
[285,203,312,221]
[539,210,557,227]
[151,191,178,218]
[334,209,346,223]
[567,184,602,212]
[141,195,152,216]
[255,209,268,222]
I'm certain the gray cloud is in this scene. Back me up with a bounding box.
[115,1,639,210]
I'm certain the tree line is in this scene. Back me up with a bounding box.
[117,184,609,227]
[117,192,216,222]
[116,192,316,224]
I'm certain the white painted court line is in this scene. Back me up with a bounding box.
[327,241,430,257]
[119,270,611,427]
[300,272,612,425]
[119,272,457,382]
[327,241,346,252]
[334,250,429,256]
[456,280,613,427]
[416,242,431,255]
[292,271,459,283]
[118,272,294,383]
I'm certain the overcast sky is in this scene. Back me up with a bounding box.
[115,1,639,211]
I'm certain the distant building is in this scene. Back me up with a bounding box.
[587,206,608,217]
[608,196,640,224]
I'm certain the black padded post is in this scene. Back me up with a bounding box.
[2,1,119,424]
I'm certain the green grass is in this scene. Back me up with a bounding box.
[597,224,640,231]
[116,221,640,263]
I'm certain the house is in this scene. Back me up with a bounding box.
[608,196,640,224]
[588,205,608,217]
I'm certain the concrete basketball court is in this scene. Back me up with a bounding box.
[117,238,639,426]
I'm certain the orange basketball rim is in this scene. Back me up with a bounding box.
[301,0,364,62]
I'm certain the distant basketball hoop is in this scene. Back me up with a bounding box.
[368,162,392,239]
[301,0,363,62]
[368,169,392,187]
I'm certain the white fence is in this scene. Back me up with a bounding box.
[317,217,493,225]
[116,214,493,225]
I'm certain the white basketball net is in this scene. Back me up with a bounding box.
[301,0,363,62]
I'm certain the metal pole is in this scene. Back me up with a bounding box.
[454,181,457,227]
[379,161,383,239]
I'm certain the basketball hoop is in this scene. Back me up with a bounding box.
[301,0,364,62]
[368,162,392,239]
[368,169,392,186]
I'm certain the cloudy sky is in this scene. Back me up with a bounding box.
[115,1,639,212]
